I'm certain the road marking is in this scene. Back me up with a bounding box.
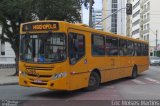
[144,77,160,84]
[132,79,146,84]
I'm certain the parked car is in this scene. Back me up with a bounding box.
[150,56,160,66]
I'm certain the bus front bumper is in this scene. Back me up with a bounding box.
[19,74,69,91]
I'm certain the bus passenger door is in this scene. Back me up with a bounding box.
[68,30,88,90]
[105,36,120,80]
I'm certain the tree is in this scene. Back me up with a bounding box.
[0,0,83,75]
[32,0,82,22]
[0,0,34,75]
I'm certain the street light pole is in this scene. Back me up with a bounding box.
[156,30,158,56]
[89,0,93,27]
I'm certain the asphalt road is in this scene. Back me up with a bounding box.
[0,66,160,106]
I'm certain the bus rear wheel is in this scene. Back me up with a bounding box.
[131,66,138,79]
[86,72,100,91]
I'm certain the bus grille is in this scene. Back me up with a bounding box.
[25,66,53,71]
[31,82,47,85]
[27,74,52,78]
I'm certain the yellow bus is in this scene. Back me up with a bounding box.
[19,20,149,91]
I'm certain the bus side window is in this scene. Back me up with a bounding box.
[69,33,85,65]
[134,42,138,56]
[145,44,149,56]
[106,36,118,56]
[92,34,105,56]
[141,43,145,56]
[127,40,134,56]
[137,43,141,56]
[119,39,127,56]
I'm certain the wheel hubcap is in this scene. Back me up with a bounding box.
[133,70,137,77]
[89,76,96,86]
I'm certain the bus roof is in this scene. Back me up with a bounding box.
[67,22,148,44]
[21,20,148,44]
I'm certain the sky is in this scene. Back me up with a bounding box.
[82,0,102,25]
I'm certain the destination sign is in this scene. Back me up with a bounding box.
[22,22,59,32]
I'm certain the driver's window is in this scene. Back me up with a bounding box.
[68,33,85,65]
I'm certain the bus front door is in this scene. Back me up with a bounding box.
[68,29,88,90]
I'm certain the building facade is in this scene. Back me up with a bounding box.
[131,0,160,56]
[92,9,103,30]
[102,0,127,35]
[131,0,141,39]
[0,25,15,65]
[142,0,160,56]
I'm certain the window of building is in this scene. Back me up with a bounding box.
[143,14,146,20]
[144,4,147,9]
[147,12,150,19]
[133,10,140,18]
[143,34,149,41]
[132,19,140,26]
[92,34,105,56]
[144,36,146,41]
[133,0,140,10]
[132,29,140,35]
[143,23,149,30]
[143,24,146,30]
[69,33,85,64]
[105,36,118,56]
[112,4,117,8]
[0,41,5,55]
[147,34,149,41]
[147,23,149,30]
[112,0,117,3]
[147,2,150,9]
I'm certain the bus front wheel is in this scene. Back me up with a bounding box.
[86,72,100,91]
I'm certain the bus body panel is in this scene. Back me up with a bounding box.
[19,61,71,90]
[19,20,149,91]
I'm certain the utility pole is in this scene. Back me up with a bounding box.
[89,0,93,27]
[156,30,158,56]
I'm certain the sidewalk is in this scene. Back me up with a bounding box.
[0,68,18,86]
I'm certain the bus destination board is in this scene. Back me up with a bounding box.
[22,22,59,32]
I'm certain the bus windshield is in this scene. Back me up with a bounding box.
[20,33,66,63]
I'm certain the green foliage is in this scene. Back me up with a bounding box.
[32,0,82,22]
[0,0,82,53]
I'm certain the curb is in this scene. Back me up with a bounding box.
[0,82,18,86]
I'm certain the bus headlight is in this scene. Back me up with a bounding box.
[19,70,26,76]
[51,72,67,80]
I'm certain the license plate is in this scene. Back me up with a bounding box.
[33,80,42,83]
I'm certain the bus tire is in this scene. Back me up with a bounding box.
[131,66,138,79]
[86,71,100,91]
